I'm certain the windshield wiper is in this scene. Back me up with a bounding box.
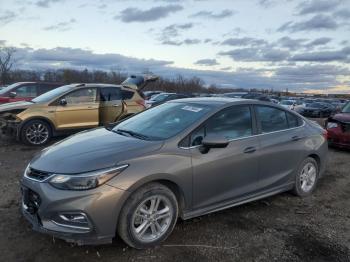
[113,129,150,140]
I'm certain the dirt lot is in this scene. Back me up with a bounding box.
[0,134,349,262]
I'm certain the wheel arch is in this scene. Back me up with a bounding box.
[19,116,55,135]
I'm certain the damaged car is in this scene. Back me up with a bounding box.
[0,75,158,145]
[326,101,350,149]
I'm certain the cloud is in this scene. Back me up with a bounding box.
[0,10,17,26]
[190,9,235,19]
[36,0,64,8]
[9,45,350,92]
[305,37,332,47]
[278,14,338,32]
[115,5,183,22]
[277,36,307,50]
[333,9,350,19]
[160,23,193,38]
[14,46,173,72]
[161,38,201,46]
[194,59,219,66]
[221,37,267,47]
[291,47,350,62]
[43,18,76,32]
[219,47,289,62]
[297,0,340,15]
[258,0,277,8]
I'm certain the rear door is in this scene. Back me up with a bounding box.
[99,86,124,125]
[254,105,306,190]
[190,105,260,210]
[55,87,99,129]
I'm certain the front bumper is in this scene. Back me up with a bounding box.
[0,118,21,138]
[21,177,130,245]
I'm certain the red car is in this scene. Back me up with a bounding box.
[326,101,350,149]
[0,82,62,104]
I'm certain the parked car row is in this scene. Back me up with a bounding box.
[0,75,157,145]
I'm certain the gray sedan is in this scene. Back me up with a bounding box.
[21,98,328,249]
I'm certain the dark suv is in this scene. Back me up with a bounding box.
[0,82,62,104]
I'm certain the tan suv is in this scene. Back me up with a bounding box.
[0,75,158,145]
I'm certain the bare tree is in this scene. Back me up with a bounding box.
[0,46,16,84]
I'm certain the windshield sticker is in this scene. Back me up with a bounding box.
[182,106,203,112]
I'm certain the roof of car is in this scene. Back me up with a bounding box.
[170,97,254,106]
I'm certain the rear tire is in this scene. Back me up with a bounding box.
[292,157,319,197]
[118,183,178,249]
[20,119,52,146]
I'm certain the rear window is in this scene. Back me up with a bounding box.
[256,106,288,133]
[122,89,135,100]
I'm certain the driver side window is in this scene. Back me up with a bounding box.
[189,105,253,146]
[63,88,97,105]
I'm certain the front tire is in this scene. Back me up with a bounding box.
[292,157,319,197]
[20,119,52,146]
[118,183,178,249]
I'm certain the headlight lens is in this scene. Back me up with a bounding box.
[48,164,128,190]
[327,122,338,129]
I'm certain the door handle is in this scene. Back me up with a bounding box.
[291,136,300,141]
[113,104,120,107]
[243,147,256,154]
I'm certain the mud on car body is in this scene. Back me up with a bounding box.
[0,75,158,145]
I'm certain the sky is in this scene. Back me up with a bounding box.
[0,0,350,93]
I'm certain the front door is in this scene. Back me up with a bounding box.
[55,87,99,129]
[99,86,124,125]
[190,105,260,210]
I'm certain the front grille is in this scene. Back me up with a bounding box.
[26,168,52,181]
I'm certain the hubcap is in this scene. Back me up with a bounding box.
[300,162,317,192]
[131,195,173,243]
[25,123,49,145]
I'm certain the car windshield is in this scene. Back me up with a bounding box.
[281,101,293,105]
[307,103,322,108]
[152,93,171,102]
[0,83,23,95]
[32,84,73,103]
[113,102,213,140]
[342,102,350,113]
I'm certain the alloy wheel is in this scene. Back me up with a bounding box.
[131,195,173,243]
[25,123,49,145]
[300,162,317,193]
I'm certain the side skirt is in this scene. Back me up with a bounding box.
[182,183,294,220]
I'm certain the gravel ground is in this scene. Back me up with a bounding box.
[0,134,349,262]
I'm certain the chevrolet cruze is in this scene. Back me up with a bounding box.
[21,98,328,249]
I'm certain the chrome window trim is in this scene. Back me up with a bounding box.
[179,119,306,150]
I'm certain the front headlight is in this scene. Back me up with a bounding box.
[327,122,338,129]
[48,164,129,190]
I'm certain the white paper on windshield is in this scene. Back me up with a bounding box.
[181,106,203,112]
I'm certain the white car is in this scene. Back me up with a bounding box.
[279,100,296,110]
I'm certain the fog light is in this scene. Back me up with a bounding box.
[59,213,88,224]
[52,212,91,230]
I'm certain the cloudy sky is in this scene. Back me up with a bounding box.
[1,0,350,93]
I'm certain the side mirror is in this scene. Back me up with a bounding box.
[59,98,67,106]
[200,134,229,154]
[9,91,17,98]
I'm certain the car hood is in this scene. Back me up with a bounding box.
[329,113,350,123]
[0,101,33,112]
[30,128,164,174]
